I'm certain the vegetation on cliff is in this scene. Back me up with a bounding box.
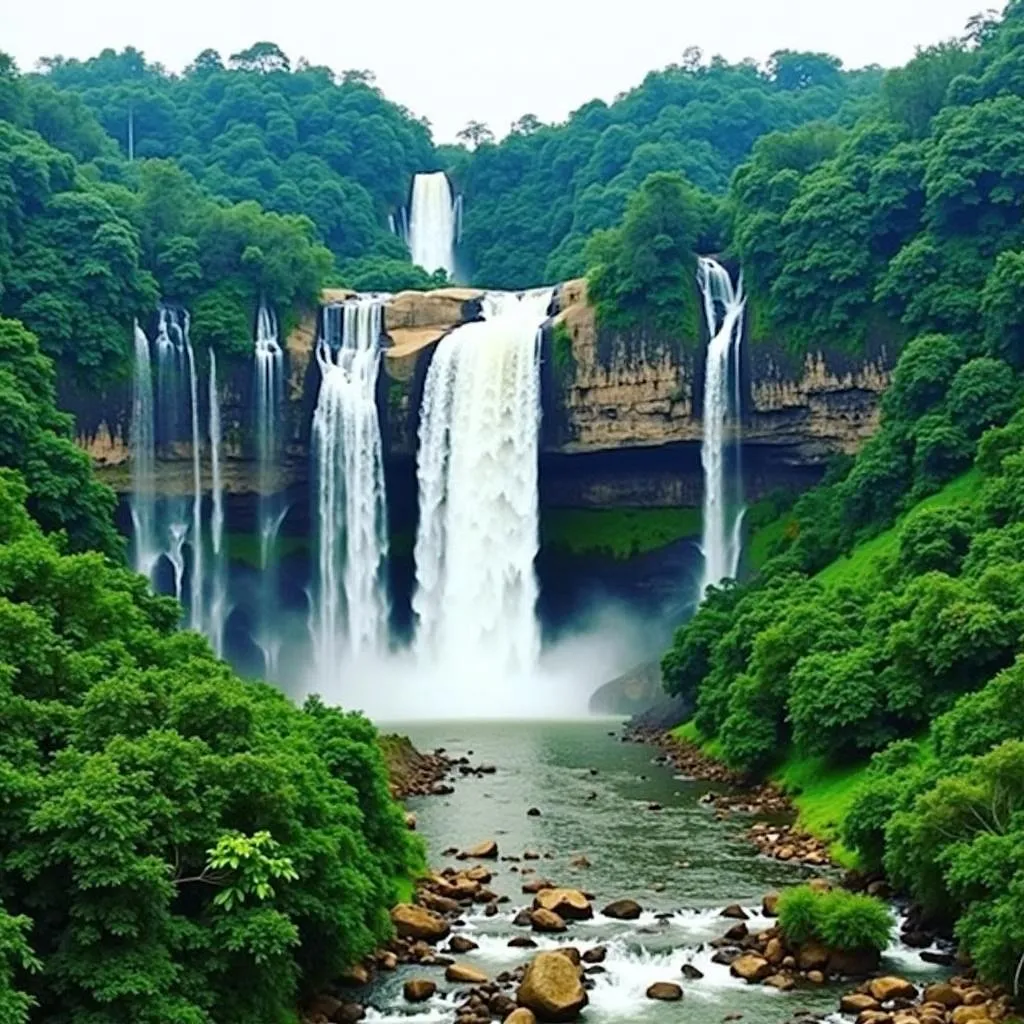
[661,0,1024,987]
[0,316,423,1022]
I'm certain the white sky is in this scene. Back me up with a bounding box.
[6,0,1006,142]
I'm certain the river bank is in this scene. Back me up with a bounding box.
[301,720,974,1024]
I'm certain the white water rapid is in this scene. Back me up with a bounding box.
[412,289,552,686]
[310,297,390,679]
[129,320,158,579]
[253,300,284,676]
[697,257,746,595]
[408,171,459,278]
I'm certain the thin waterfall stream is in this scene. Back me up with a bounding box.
[697,257,746,595]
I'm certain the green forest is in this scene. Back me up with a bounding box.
[3,0,1024,1018]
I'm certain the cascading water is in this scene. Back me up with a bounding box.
[129,320,159,579]
[208,350,227,656]
[412,288,552,683]
[154,306,194,606]
[310,297,390,678]
[408,171,458,278]
[253,300,285,677]
[184,328,204,632]
[697,257,746,595]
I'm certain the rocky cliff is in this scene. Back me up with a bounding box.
[71,281,898,507]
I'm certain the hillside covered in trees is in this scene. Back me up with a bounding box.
[660,0,1024,990]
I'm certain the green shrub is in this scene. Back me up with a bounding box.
[817,890,894,952]
[778,885,893,952]
[777,886,820,945]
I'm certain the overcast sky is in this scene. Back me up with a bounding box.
[6,0,1006,142]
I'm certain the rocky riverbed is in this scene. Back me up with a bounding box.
[306,721,1001,1024]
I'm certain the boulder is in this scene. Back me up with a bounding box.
[841,994,882,1014]
[530,908,567,934]
[449,935,479,954]
[646,982,684,1001]
[723,922,748,941]
[762,893,780,917]
[764,937,785,965]
[807,970,826,984]
[527,807,542,817]
[339,963,370,986]
[332,1004,365,1023]
[951,1008,990,1024]
[517,952,588,1022]
[869,978,919,1003]
[582,946,607,964]
[923,984,963,1008]
[460,839,499,860]
[602,899,642,921]
[721,904,749,920]
[446,963,489,985]
[533,889,593,921]
[681,963,705,980]
[730,953,772,983]
[829,947,881,977]
[765,975,795,991]
[392,904,450,944]
[522,878,557,895]
[556,947,581,967]
[510,936,539,949]
[796,940,831,972]
[403,979,437,1003]
[506,1010,538,1024]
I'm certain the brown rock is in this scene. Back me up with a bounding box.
[646,982,684,1001]
[797,940,830,972]
[460,840,499,860]
[842,994,882,1013]
[762,893,780,917]
[339,963,370,986]
[829,947,881,977]
[404,979,437,1003]
[509,936,539,949]
[963,991,988,1007]
[924,984,963,1008]
[582,946,607,964]
[556,947,581,967]
[517,951,588,1021]
[602,899,642,921]
[569,855,591,869]
[869,978,919,1003]
[731,954,772,983]
[857,1012,893,1024]
[392,904,450,944]
[765,974,795,991]
[721,904,750,920]
[951,1008,991,1024]
[449,935,479,954]
[533,889,593,921]
[807,970,826,984]
[764,937,785,965]
[530,908,568,933]
[505,1010,538,1024]
[522,878,556,895]
[446,963,489,985]
[681,963,705,979]
[724,922,749,941]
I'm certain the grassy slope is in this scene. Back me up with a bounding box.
[671,470,980,865]
[541,507,701,559]
[816,469,980,588]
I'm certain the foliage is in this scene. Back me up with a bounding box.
[778,886,893,952]
[540,507,701,559]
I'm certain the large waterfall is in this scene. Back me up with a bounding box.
[408,172,460,278]
[253,301,285,676]
[310,297,390,679]
[697,257,746,594]
[129,321,158,579]
[412,289,552,683]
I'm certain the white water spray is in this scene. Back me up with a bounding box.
[697,257,746,595]
[253,300,284,676]
[311,297,390,678]
[184,328,203,632]
[129,320,159,579]
[208,350,227,656]
[408,172,458,278]
[412,289,552,683]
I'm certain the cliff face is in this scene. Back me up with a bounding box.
[71,282,898,506]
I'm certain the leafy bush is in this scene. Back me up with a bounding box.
[778,886,893,952]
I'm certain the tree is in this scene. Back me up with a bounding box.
[228,42,290,74]
[981,250,1024,368]
[456,120,495,148]
[768,50,843,90]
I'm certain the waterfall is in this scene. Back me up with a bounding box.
[129,321,158,579]
[253,300,284,677]
[184,330,203,632]
[311,297,390,678]
[154,306,193,606]
[408,172,458,278]
[208,350,227,656]
[412,288,552,682]
[697,257,746,595]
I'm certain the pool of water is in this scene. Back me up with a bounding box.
[359,719,941,1023]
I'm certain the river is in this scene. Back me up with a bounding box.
[364,719,941,1023]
